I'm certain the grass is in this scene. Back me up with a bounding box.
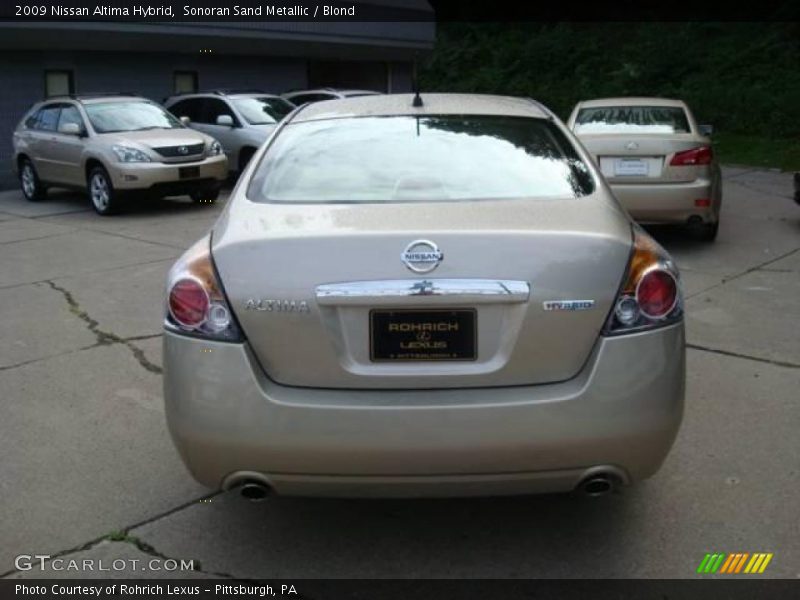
[712,133,800,172]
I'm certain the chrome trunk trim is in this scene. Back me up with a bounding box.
[315,279,530,306]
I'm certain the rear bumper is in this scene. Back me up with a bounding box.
[163,323,685,497]
[109,155,228,191]
[612,179,717,224]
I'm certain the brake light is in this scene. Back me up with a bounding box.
[164,235,242,341]
[636,269,678,319]
[604,228,683,335]
[169,278,209,328]
[670,146,712,166]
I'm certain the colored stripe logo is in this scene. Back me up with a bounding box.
[696,552,773,574]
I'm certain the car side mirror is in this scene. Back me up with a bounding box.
[59,123,82,136]
[179,115,191,126]
[699,124,713,137]
[216,115,235,127]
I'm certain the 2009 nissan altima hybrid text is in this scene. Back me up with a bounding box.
[162,94,685,499]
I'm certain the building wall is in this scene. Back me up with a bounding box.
[0,50,308,189]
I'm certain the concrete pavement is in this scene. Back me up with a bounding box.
[1,168,798,579]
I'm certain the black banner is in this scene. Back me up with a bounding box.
[3,580,800,600]
[1,0,798,22]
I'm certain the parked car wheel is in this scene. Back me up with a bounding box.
[238,148,256,173]
[88,166,120,216]
[190,185,221,204]
[19,159,46,202]
[689,219,719,242]
[794,172,799,205]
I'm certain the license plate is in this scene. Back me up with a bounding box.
[614,158,648,177]
[370,309,477,362]
[179,166,200,179]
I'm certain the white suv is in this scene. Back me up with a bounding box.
[164,90,295,174]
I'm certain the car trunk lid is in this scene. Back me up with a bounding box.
[579,134,705,184]
[212,195,632,389]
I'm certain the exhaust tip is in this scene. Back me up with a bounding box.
[578,476,616,497]
[240,481,270,502]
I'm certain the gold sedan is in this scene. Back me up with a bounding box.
[568,97,722,241]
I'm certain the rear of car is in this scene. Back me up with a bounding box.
[12,96,228,215]
[162,94,685,498]
[568,98,721,240]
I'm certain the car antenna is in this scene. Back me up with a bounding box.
[412,55,423,108]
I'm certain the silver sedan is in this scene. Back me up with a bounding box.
[162,94,685,499]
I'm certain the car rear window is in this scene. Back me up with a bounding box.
[574,106,691,134]
[247,115,594,203]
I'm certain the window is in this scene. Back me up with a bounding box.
[44,70,74,97]
[84,101,182,133]
[36,105,62,131]
[248,115,595,204]
[288,93,336,106]
[231,96,294,125]
[168,98,203,122]
[197,98,237,126]
[57,105,85,134]
[24,111,41,129]
[174,71,198,94]
[574,106,691,134]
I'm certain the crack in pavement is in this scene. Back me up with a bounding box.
[0,343,101,373]
[43,280,163,374]
[0,256,178,292]
[11,209,90,219]
[91,228,190,251]
[686,246,800,300]
[0,335,163,373]
[0,231,77,247]
[686,343,800,369]
[725,177,795,201]
[721,167,760,181]
[0,492,231,580]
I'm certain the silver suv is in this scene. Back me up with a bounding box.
[164,90,295,174]
[12,94,228,215]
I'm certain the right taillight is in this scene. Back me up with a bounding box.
[670,145,712,166]
[603,228,683,335]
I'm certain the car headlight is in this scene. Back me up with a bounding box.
[112,145,151,163]
[208,141,223,156]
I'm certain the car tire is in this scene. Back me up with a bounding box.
[191,185,221,204]
[88,166,120,216]
[689,220,719,242]
[238,148,256,173]
[19,159,46,202]
[794,172,799,205]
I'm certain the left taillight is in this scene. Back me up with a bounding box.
[164,235,243,342]
[603,227,683,335]
[670,145,713,166]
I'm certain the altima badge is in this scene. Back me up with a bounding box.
[543,300,595,311]
[401,240,443,273]
[245,299,310,313]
